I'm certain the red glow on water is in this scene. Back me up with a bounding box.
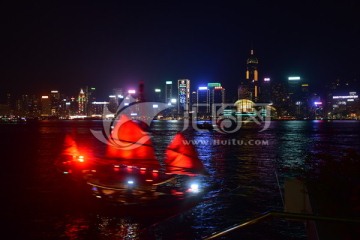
[63,135,80,156]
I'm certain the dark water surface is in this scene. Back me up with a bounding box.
[1,120,360,239]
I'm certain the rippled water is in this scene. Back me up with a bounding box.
[1,120,360,239]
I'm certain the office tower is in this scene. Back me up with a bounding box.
[85,86,96,116]
[68,97,78,116]
[239,49,259,102]
[78,88,86,115]
[138,81,145,102]
[246,49,259,102]
[197,86,210,115]
[191,91,197,110]
[271,81,289,116]
[154,88,162,102]
[41,96,51,116]
[50,90,60,116]
[288,76,302,100]
[261,78,271,103]
[177,79,190,114]
[207,83,225,117]
[165,81,173,104]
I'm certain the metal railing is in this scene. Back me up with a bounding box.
[203,211,360,240]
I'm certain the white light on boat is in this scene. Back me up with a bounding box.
[189,183,200,193]
[127,180,134,185]
[78,156,84,162]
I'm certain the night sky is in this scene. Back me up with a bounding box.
[1,1,360,99]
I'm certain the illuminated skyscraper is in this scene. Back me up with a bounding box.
[245,49,259,102]
[50,90,60,116]
[239,49,259,102]
[208,83,225,117]
[154,88,162,102]
[177,79,190,114]
[85,86,96,116]
[165,81,173,104]
[197,86,210,115]
[78,88,86,115]
[261,78,271,103]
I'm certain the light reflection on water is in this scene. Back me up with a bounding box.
[1,120,360,239]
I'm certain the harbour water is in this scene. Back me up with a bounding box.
[1,120,360,239]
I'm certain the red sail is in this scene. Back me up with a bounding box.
[106,115,160,169]
[165,132,206,175]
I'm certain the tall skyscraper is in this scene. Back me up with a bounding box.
[177,79,190,114]
[197,86,210,115]
[78,88,86,115]
[154,88,162,102]
[85,86,96,116]
[208,83,225,117]
[246,49,259,102]
[239,49,259,102]
[138,81,145,102]
[261,78,271,103]
[165,81,173,104]
[50,90,60,116]
[41,96,51,117]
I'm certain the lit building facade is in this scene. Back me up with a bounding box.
[238,49,259,102]
[154,88,162,102]
[41,96,51,116]
[196,86,210,115]
[177,79,190,114]
[165,81,173,104]
[50,90,60,116]
[261,78,271,103]
[208,83,225,118]
[328,92,360,119]
[78,89,86,115]
[85,87,96,116]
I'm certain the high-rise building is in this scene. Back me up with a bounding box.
[261,78,271,103]
[138,81,145,102]
[165,81,173,104]
[154,88,162,102]
[50,90,60,116]
[271,81,290,116]
[197,86,210,115]
[78,88,86,115]
[41,96,51,117]
[190,91,197,110]
[85,87,96,116]
[207,83,225,117]
[245,49,260,102]
[177,79,190,114]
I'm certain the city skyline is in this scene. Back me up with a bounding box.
[1,1,360,99]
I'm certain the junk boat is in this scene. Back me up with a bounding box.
[56,115,208,208]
